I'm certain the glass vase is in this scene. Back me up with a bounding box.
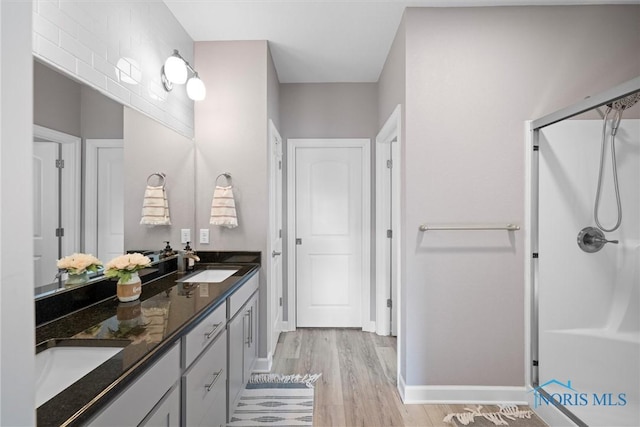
[65,271,89,288]
[116,271,142,302]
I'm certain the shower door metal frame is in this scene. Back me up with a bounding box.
[527,76,640,427]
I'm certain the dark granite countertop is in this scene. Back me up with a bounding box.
[36,257,260,427]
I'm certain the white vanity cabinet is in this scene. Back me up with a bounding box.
[227,273,259,419]
[88,342,181,427]
[181,301,227,427]
[182,330,227,427]
[140,383,181,427]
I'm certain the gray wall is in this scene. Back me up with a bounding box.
[123,107,195,252]
[280,83,378,138]
[391,5,640,388]
[194,40,272,356]
[34,60,81,136]
[35,60,124,139]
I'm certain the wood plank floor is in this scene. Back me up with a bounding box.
[270,328,545,427]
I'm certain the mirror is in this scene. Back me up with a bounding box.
[34,59,195,297]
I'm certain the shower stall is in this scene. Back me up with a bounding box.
[528,77,640,427]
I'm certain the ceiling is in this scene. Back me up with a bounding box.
[163,0,632,83]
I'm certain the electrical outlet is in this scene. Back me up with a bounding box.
[199,228,210,244]
[180,228,191,244]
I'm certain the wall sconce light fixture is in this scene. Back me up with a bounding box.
[161,49,206,101]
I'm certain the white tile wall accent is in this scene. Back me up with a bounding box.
[33,0,194,137]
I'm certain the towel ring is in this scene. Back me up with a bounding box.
[215,172,232,186]
[147,172,166,187]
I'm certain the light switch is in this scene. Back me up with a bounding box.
[199,228,210,244]
[180,228,191,244]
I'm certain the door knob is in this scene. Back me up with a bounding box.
[272,250,282,257]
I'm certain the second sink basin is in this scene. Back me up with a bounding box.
[179,269,238,283]
[36,341,124,408]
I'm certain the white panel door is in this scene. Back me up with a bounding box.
[295,145,364,327]
[97,147,124,262]
[33,142,59,288]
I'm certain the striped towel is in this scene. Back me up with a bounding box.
[140,185,171,225]
[210,185,238,228]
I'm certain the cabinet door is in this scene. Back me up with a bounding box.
[243,293,258,383]
[227,309,246,419]
[140,383,180,427]
[183,330,227,427]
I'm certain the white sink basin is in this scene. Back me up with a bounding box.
[36,345,123,407]
[180,269,238,283]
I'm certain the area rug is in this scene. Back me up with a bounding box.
[227,374,321,426]
[444,405,546,426]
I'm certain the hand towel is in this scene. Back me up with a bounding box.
[140,185,171,225]
[210,185,238,228]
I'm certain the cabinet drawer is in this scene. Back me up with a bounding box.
[89,342,180,426]
[183,330,227,427]
[229,272,259,317]
[183,301,226,368]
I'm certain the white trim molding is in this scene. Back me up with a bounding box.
[253,355,273,373]
[401,384,528,405]
[286,138,371,330]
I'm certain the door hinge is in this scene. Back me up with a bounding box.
[279,229,282,238]
[279,297,283,307]
[533,252,539,259]
[55,159,65,169]
[532,360,539,367]
[386,229,393,238]
[386,298,392,308]
[533,145,539,151]
[279,160,282,170]
[55,227,64,237]
[296,238,302,245]
[386,159,393,169]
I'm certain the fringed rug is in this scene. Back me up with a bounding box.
[227,374,321,426]
[444,405,546,426]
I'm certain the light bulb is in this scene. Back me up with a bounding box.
[163,54,187,84]
[187,75,206,101]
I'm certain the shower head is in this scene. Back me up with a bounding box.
[607,92,640,111]
[607,92,640,135]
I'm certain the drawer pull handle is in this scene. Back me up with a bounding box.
[204,322,223,339]
[205,369,224,392]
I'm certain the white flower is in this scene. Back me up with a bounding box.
[57,253,102,274]
[105,253,151,282]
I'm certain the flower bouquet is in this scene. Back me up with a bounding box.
[57,253,102,275]
[57,253,102,287]
[105,253,151,302]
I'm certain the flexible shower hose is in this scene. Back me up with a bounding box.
[594,108,622,232]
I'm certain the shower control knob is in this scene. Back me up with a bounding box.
[577,226,618,253]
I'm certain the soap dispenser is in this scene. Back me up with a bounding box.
[162,241,175,258]
[183,242,200,271]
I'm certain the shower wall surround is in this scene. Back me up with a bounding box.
[537,118,639,427]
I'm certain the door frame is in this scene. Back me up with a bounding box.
[33,125,82,258]
[84,139,124,257]
[266,119,283,366]
[286,138,371,331]
[375,105,402,336]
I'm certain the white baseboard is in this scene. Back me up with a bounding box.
[525,390,578,426]
[362,321,376,333]
[253,353,273,373]
[400,382,527,405]
[280,321,293,332]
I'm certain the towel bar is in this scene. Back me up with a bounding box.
[215,172,232,186]
[146,172,166,187]
[419,223,520,232]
